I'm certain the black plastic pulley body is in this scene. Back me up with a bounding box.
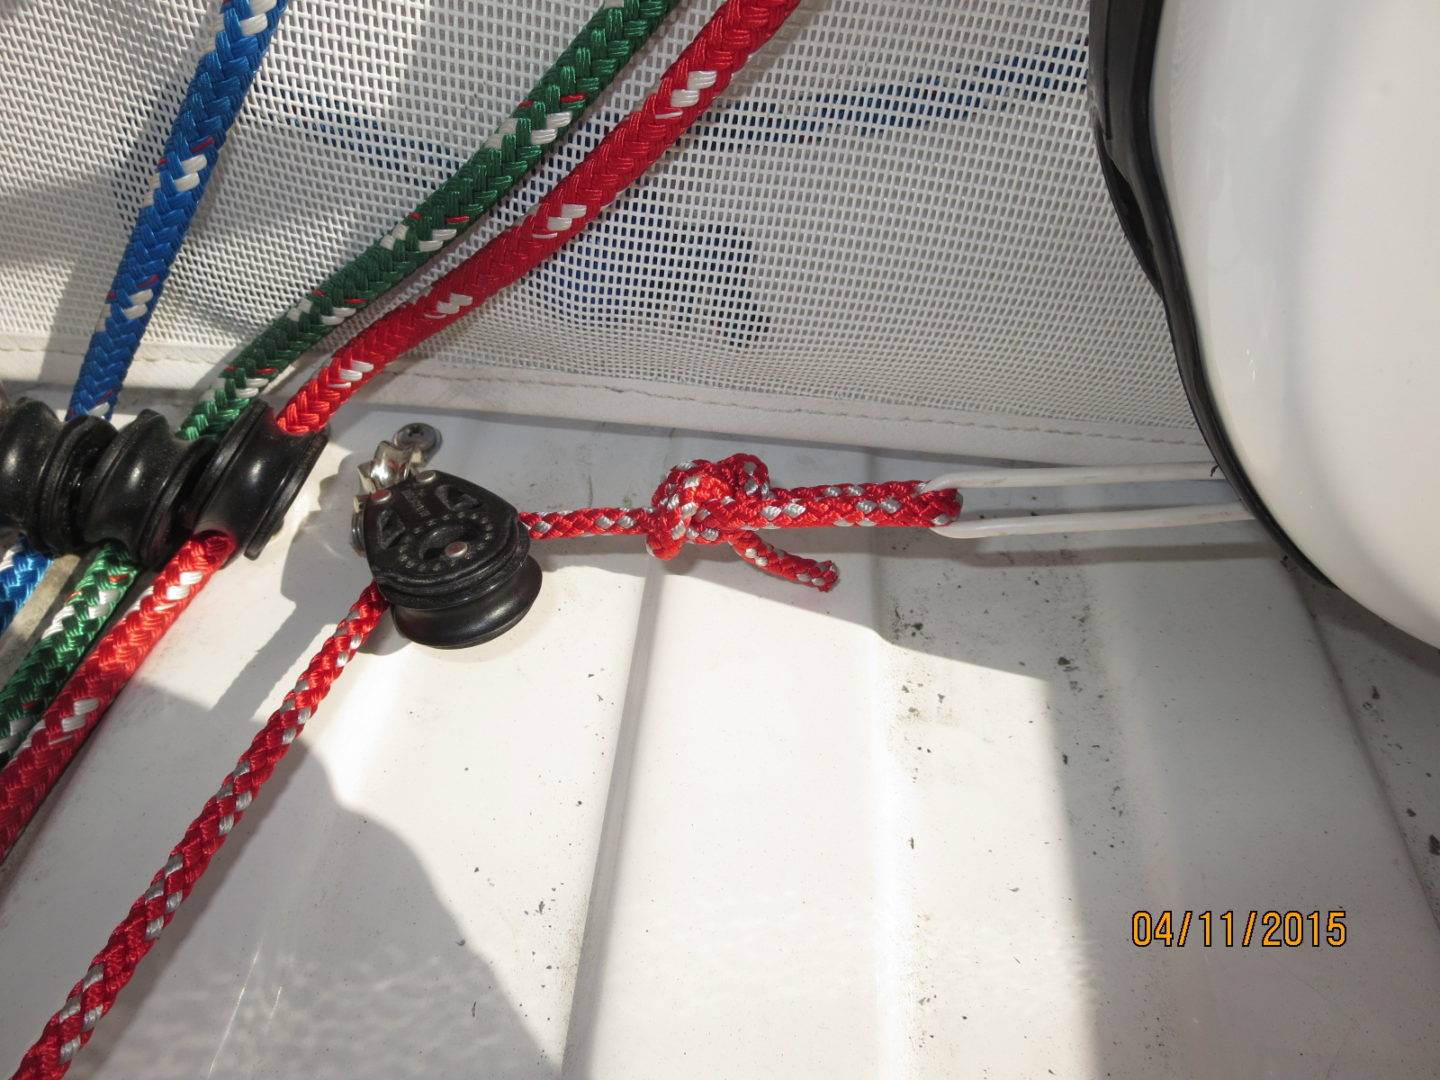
[359,469,541,649]
[0,396,327,568]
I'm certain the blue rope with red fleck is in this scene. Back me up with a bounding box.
[68,0,290,420]
[0,0,289,638]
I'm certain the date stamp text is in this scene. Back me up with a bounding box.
[1131,910,1347,947]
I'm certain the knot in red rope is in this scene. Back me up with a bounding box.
[523,453,961,592]
[645,453,775,560]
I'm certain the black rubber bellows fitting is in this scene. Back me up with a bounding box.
[0,399,116,557]
[0,397,327,568]
[79,410,213,568]
[0,400,58,534]
[184,401,329,561]
[359,469,541,649]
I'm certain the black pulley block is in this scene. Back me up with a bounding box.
[0,397,327,568]
[358,469,542,649]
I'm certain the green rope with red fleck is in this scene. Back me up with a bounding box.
[179,0,678,441]
[0,544,137,768]
[0,0,675,756]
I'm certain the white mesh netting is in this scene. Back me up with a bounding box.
[0,0,1202,459]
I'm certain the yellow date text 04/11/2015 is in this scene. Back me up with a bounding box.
[1131,910,1347,948]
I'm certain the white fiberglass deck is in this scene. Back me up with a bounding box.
[1,404,1438,1079]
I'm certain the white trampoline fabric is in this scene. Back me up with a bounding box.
[0,0,1199,459]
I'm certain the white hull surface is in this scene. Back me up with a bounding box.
[1,405,1437,1079]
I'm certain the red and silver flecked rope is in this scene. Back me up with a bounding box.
[0,0,681,779]
[0,1,973,1073]
[0,535,233,862]
[8,585,386,1080]
[0,0,810,858]
[523,454,961,590]
[278,0,806,435]
[2,465,958,1076]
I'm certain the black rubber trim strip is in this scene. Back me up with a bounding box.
[1088,0,1326,580]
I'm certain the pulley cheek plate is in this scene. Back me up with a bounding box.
[360,470,542,649]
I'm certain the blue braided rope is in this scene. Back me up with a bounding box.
[0,540,49,636]
[66,0,290,420]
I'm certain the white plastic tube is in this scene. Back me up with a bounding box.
[921,462,1221,492]
[922,461,1252,539]
[930,502,1253,539]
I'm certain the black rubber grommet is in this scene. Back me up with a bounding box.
[78,410,214,568]
[0,397,325,565]
[184,401,329,561]
[32,414,115,557]
[0,399,64,537]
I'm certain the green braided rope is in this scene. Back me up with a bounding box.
[0,0,677,755]
[0,543,137,766]
[180,0,678,440]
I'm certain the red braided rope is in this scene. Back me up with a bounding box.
[9,585,387,1080]
[0,535,232,863]
[0,461,954,1076]
[278,0,805,436]
[522,453,962,590]
[0,9,968,1072]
